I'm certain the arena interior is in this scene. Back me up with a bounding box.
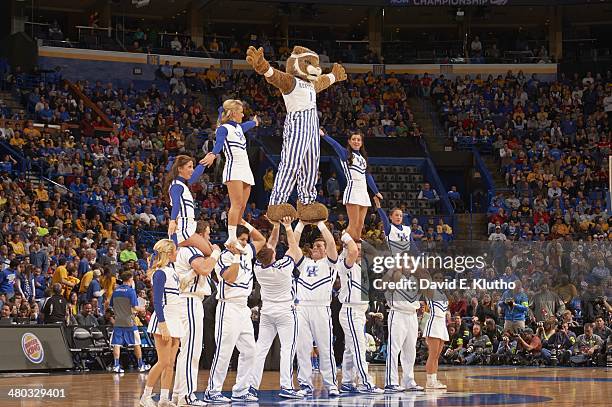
[0,0,610,406]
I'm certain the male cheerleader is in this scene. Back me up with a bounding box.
[336,234,383,394]
[172,221,220,406]
[249,217,303,399]
[203,221,266,403]
[382,267,424,392]
[293,220,339,396]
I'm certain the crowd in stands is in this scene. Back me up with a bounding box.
[0,62,609,369]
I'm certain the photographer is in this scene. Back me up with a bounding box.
[542,322,576,365]
[580,284,608,323]
[571,323,604,365]
[498,285,529,333]
[536,319,557,343]
[516,328,543,360]
[458,323,493,365]
[482,318,503,352]
[494,330,518,363]
[442,325,466,364]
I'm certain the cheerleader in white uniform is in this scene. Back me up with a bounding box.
[202,99,259,247]
[166,155,213,256]
[140,239,184,407]
[373,196,412,255]
[419,271,449,390]
[321,129,382,242]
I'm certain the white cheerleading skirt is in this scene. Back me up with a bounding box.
[343,180,371,207]
[424,314,449,342]
[173,218,197,244]
[223,154,254,185]
[148,303,186,339]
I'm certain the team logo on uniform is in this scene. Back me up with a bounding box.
[21,333,45,364]
[306,265,318,277]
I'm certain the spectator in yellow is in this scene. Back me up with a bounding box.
[100,269,117,309]
[23,121,41,138]
[9,234,26,256]
[120,242,138,263]
[263,168,274,193]
[111,206,127,224]
[35,183,49,203]
[75,213,88,233]
[64,264,80,301]
[79,267,95,302]
[9,131,25,148]
[51,258,74,296]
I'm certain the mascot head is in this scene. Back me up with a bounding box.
[286,46,322,81]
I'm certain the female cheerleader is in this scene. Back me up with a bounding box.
[201,100,259,247]
[418,270,449,390]
[373,196,412,255]
[140,239,184,407]
[166,155,212,256]
[320,129,382,242]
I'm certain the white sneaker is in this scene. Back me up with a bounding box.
[405,381,424,391]
[158,399,177,407]
[357,385,384,394]
[328,387,340,397]
[112,366,124,373]
[426,381,447,390]
[178,398,207,406]
[139,395,157,407]
[171,394,179,405]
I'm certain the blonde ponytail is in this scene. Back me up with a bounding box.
[147,239,176,279]
[216,99,244,128]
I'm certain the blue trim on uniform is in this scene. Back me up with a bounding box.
[186,298,194,395]
[385,309,394,386]
[327,307,337,386]
[347,308,371,389]
[295,256,305,268]
[208,301,226,390]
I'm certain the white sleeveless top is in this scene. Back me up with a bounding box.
[295,256,337,306]
[387,224,412,254]
[385,275,420,313]
[221,123,248,160]
[215,243,255,303]
[337,255,369,306]
[169,178,195,219]
[156,265,183,306]
[340,151,368,184]
[282,78,317,113]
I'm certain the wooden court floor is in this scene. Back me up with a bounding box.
[0,365,610,406]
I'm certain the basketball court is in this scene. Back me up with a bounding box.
[1,365,609,406]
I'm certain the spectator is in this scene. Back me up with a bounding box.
[572,323,604,364]
[0,304,14,325]
[86,269,105,312]
[120,242,138,263]
[42,283,68,324]
[75,302,99,327]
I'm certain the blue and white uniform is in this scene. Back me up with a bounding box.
[249,255,298,391]
[337,251,377,390]
[206,243,256,399]
[295,254,338,392]
[270,78,320,206]
[384,275,421,389]
[148,265,185,338]
[379,208,413,255]
[425,290,449,341]
[212,121,257,185]
[323,134,379,207]
[168,164,205,245]
[173,246,211,405]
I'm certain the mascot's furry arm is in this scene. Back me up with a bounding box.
[313,63,347,93]
[246,46,295,95]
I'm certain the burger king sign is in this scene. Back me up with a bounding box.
[21,333,45,364]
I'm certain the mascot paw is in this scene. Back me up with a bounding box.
[267,203,297,222]
[332,63,347,82]
[297,202,329,223]
[246,46,270,75]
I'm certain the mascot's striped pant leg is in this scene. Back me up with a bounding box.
[269,108,320,205]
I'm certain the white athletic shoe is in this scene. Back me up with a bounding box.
[357,385,384,394]
[139,395,157,407]
[178,398,207,406]
[172,394,179,405]
[405,381,424,391]
[426,381,447,390]
[158,399,178,407]
[112,366,124,373]
[328,387,340,397]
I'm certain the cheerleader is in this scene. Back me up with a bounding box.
[320,129,382,241]
[373,196,412,255]
[419,270,449,390]
[201,100,259,247]
[140,239,184,407]
[165,155,213,256]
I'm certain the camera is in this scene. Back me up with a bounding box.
[504,298,515,305]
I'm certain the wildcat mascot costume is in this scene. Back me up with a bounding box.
[246,45,347,222]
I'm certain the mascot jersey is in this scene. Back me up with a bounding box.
[269,77,320,207]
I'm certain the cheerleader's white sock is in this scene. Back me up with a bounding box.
[227,225,237,243]
[143,386,153,397]
[160,389,169,401]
